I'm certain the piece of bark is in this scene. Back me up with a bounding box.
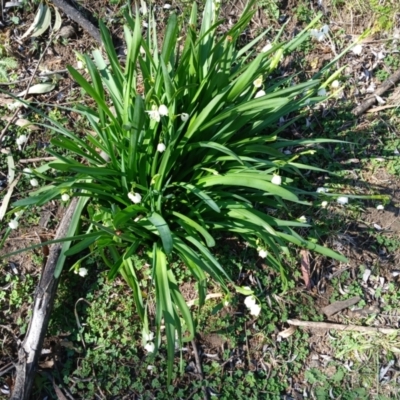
[287,319,398,335]
[51,0,102,45]
[320,296,361,317]
[352,68,400,116]
[10,198,79,400]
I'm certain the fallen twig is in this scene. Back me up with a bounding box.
[10,198,79,400]
[51,0,102,45]
[191,339,209,400]
[19,156,57,163]
[352,68,400,116]
[287,319,398,335]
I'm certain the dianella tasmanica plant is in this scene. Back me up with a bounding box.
[13,0,347,378]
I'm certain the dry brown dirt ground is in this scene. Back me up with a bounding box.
[1,0,400,398]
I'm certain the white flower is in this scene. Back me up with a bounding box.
[157,143,166,153]
[317,87,327,96]
[142,21,148,28]
[14,211,23,217]
[9,220,18,230]
[310,28,327,42]
[163,3,171,9]
[16,135,28,150]
[181,113,189,122]
[255,90,266,98]
[78,267,88,277]
[316,187,328,193]
[261,43,272,53]
[61,193,70,202]
[258,249,268,258]
[146,105,161,122]
[23,168,32,175]
[143,331,154,342]
[144,342,155,353]
[271,174,282,185]
[76,61,84,69]
[298,215,307,223]
[249,303,261,317]
[321,201,328,208]
[158,104,169,117]
[253,77,263,88]
[331,80,340,89]
[128,192,142,204]
[376,204,384,211]
[30,178,39,187]
[321,25,329,35]
[244,296,257,309]
[337,196,349,205]
[352,44,363,56]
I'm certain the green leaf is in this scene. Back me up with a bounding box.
[148,212,173,254]
[172,211,215,247]
[198,174,301,203]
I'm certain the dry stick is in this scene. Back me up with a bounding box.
[287,319,398,335]
[10,198,79,400]
[352,68,400,116]
[19,156,57,163]
[191,339,209,400]
[51,0,102,45]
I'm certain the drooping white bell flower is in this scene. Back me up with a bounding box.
[376,204,384,211]
[30,178,39,187]
[157,143,166,153]
[244,296,257,309]
[321,201,328,208]
[16,135,28,150]
[331,80,340,89]
[61,193,70,202]
[337,196,349,205]
[128,192,142,204]
[352,44,363,56]
[258,249,267,258]
[146,105,161,122]
[158,104,169,117]
[144,342,155,353]
[249,303,261,316]
[9,220,18,229]
[181,113,189,122]
[253,77,263,88]
[78,267,88,277]
[271,174,282,185]
[255,90,266,98]
[316,187,328,193]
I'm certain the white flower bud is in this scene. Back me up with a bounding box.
[30,178,39,187]
[352,44,363,56]
[61,193,70,202]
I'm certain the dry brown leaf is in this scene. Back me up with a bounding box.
[277,326,297,339]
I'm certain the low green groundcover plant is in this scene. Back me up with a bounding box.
[8,0,348,378]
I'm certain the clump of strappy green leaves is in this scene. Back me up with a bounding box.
[13,0,347,379]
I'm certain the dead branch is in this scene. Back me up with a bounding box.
[51,0,102,45]
[287,319,398,335]
[352,68,400,116]
[10,198,79,400]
